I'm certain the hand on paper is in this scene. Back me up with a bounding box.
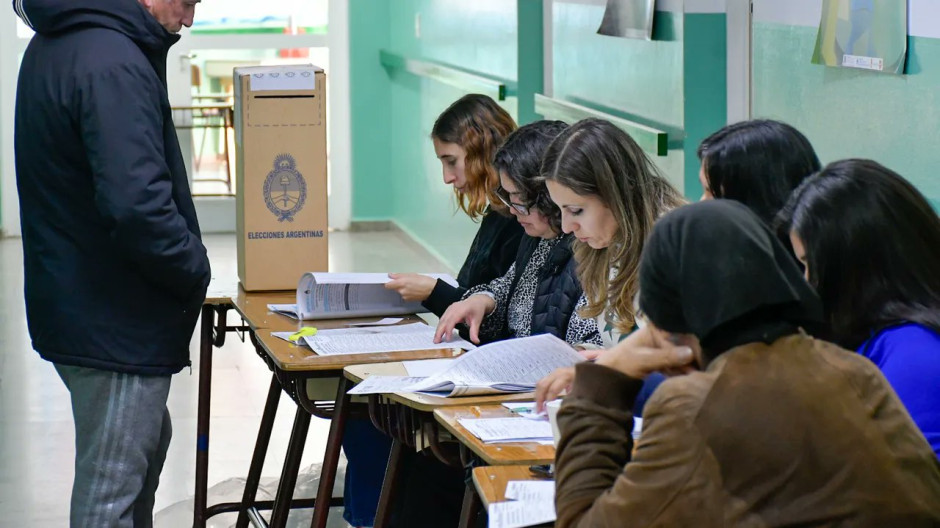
[595,343,696,380]
[385,273,437,302]
[535,367,575,413]
[434,294,495,344]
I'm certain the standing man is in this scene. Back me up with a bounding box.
[13,0,209,525]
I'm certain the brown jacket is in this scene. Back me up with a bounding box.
[555,334,940,527]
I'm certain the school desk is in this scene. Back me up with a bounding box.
[471,465,552,508]
[343,362,537,528]
[194,289,462,528]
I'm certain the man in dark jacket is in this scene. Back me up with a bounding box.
[13,0,209,525]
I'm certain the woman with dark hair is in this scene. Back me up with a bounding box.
[697,119,820,224]
[778,159,940,457]
[554,200,940,527]
[346,95,521,528]
[435,120,600,346]
[386,94,523,316]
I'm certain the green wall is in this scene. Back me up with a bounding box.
[753,23,940,209]
[349,1,728,271]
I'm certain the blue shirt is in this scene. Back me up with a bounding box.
[860,323,940,458]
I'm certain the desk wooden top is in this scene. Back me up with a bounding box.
[344,362,535,412]
[472,465,551,508]
[255,326,464,372]
[434,405,555,466]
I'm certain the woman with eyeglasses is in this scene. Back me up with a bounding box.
[433,120,600,346]
[384,94,524,317]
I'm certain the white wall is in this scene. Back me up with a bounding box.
[0,13,24,237]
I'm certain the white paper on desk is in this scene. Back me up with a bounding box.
[347,376,427,395]
[405,334,584,396]
[302,323,474,356]
[268,304,300,319]
[293,272,457,321]
[346,317,405,327]
[403,358,455,377]
[504,480,555,503]
[457,417,553,443]
[488,499,556,528]
[271,331,312,347]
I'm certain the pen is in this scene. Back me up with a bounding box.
[289,326,317,342]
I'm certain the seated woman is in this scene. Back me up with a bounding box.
[697,119,820,222]
[534,118,685,409]
[554,200,940,527]
[434,120,600,346]
[344,94,521,528]
[385,94,523,316]
[536,119,819,406]
[778,159,940,457]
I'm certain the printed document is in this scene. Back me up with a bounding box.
[302,323,473,356]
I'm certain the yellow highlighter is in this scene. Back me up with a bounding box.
[289,326,317,342]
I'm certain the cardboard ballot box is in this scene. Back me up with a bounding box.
[234,64,329,291]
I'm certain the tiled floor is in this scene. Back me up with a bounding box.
[0,230,448,527]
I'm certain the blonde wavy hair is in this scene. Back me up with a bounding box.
[541,118,685,333]
[432,94,517,219]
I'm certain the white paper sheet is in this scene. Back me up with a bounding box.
[504,481,555,503]
[346,317,405,327]
[302,323,473,356]
[487,499,556,528]
[271,331,313,346]
[402,358,456,377]
[347,376,427,395]
[457,417,553,443]
[267,304,299,318]
[406,334,584,394]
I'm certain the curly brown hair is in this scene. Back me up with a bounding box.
[432,94,517,219]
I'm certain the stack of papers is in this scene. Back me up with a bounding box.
[347,334,585,397]
[488,480,556,528]
[457,417,553,444]
[274,323,474,356]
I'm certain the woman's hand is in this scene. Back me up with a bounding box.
[385,273,437,302]
[433,294,495,344]
[595,344,695,379]
[535,367,575,413]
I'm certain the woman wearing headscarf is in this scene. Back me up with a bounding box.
[554,200,940,527]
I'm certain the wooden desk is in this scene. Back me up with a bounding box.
[472,465,551,508]
[344,362,538,528]
[195,291,466,528]
[434,405,555,466]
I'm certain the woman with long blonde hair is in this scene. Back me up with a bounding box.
[535,118,685,409]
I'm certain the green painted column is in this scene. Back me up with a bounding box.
[682,13,728,199]
[516,0,544,125]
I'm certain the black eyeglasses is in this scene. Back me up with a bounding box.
[495,185,530,215]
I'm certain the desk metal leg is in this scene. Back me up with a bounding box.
[457,484,482,528]
[235,373,282,528]
[194,304,215,528]
[309,376,352,528]
[268,404,313,528]
[372,438,405,528]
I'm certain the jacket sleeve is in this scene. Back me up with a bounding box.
[78,63,209,303]
[465,262,515,341]
[555,363,719,527]
[422,280,467,317]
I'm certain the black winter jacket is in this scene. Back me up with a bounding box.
[14,0,210,375]
[422,208,523,317]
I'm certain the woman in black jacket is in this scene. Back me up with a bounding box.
[435,120,601,346]
[385,94,524,316]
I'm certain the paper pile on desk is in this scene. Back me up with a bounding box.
[457,417,553,444]
[274,323,474,356]
[488,480,556,528]
[347,334,585,397]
